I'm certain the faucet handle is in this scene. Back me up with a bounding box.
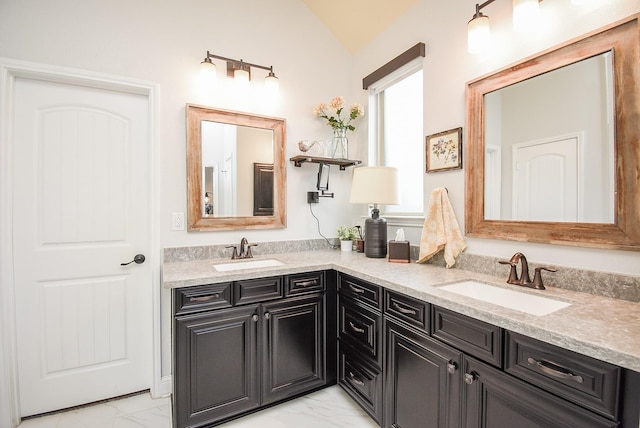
[225,245,239,259]
[245,243,258,258]
[499,260,519,285]
[532,267,557,290]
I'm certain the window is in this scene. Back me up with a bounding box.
[368,63,424,216]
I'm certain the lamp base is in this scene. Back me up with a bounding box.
[364,216,387,258]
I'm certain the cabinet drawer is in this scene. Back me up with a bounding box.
[338,343,383,424]
[432,306,503,367]
[463,355,618,428]
[285,271,325,296]
[384,290,429,332]
[339,297,383,366]
[234,276,283,305]
[338,274,382,309]
[505,332,621,420]
[174,283,232,315]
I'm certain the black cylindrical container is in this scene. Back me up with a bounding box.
[364,217,387,258]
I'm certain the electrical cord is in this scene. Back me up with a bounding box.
[309,202,339,249]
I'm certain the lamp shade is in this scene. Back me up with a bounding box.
[264,72,279,95]
[468,13,491,54]
[349,166,400,205]
[513,0,540,33]
[200,58,217,80]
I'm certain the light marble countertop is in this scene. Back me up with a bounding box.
[162,250,640,373]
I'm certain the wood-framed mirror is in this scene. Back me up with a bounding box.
[465,15,640,250]
[186,104,286,231]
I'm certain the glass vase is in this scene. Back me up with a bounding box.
[331,128,348,159]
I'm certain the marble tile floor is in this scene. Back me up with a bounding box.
[18,385,379,428]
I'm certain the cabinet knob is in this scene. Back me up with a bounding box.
[447,361,457,374]
[464,372,476,385]
[252,314,259,322]
[264,312,271,320]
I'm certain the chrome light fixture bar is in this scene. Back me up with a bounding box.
[468,0,542,54]
[200,51,279,91]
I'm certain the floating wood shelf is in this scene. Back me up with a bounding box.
[289,155,362,170]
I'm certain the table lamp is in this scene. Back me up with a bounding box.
[349,166,400,258]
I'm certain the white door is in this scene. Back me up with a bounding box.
[512,137,578,222]
[12,77,152,417]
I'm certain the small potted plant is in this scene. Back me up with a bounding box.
[337,225,358,252]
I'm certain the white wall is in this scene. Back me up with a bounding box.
[351,0,640,275]
[0,0,358,251]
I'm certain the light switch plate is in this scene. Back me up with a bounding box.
[172,212,185,231]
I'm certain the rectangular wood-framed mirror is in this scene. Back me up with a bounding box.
[186,104,286,231]
[465,15,640,250]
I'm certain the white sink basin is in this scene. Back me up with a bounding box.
[439,281,571,316]
[213,258,284,272]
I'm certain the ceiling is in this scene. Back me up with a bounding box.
[301,0,419,54]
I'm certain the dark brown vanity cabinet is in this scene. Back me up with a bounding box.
[173,271,335,428]
[384,317,462,428]
[461,356,618,428]
[337,274,384,424]
[174,304,260,428]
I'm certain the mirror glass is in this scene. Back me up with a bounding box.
[201,121,274,217]
[187,105,286,231]
[465,16,640,250]
[483,52,614,223]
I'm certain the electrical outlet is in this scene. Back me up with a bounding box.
[307,191,319,203]
[172,212,185,231]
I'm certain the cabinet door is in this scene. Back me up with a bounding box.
[173,305,259,428]
[462,356,617,428]
[385,318,462,428]
[261,294,326,405]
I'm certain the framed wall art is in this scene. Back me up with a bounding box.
[426,127,462,173]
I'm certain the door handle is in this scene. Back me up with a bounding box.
[121,254,146,266]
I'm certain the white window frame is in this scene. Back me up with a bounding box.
[367,58,425,227]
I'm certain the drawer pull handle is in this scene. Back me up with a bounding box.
[348,371,365,386]
[447,361,457,374]
[348,321,365,334]
[252,314,259,322]
[189,294,220,302]
[296,280,318,288]
[264,312,271,320]
[392,301,418,315]
[348,283,365,294]
[464,372,476,385]
[527,357,584,384]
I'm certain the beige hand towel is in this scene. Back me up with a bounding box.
[417,188,466,268]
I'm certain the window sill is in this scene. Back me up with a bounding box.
[357,214,425,228]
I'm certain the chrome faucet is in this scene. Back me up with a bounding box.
[226,237,258,259]
[499,252,556,290]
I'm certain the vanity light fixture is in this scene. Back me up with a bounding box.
[467,0,543,53]
[199,51,279,93]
